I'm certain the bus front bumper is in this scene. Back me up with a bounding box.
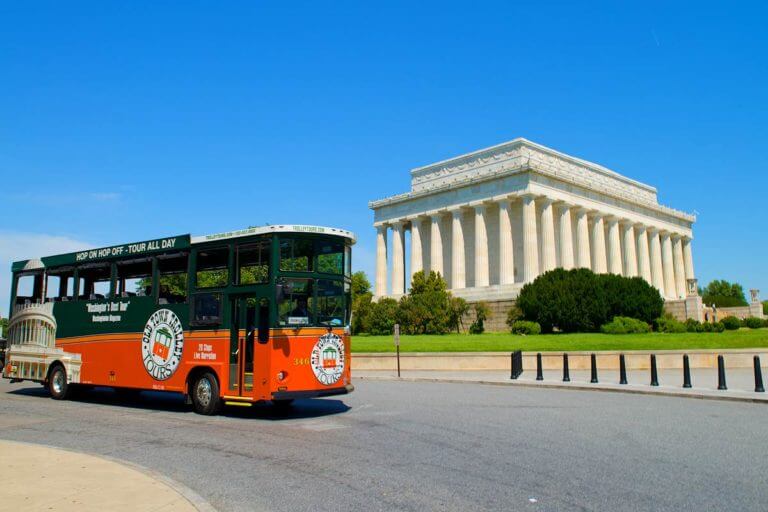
[271,384,354,401]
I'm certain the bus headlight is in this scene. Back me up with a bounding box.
[277,371,286,382]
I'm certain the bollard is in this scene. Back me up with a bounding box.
[619,354,627,385]
[590,353,598,383]
[650,354,659,386]
[510,352,514,380]
[717,355,727,390]
[563,353,570,382]
[511,350,523,380]
[536,353,544,381]
[754,356,764,393]
[682,354,692,388]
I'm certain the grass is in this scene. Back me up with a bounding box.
[351,328,768,353]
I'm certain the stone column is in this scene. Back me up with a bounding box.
[391,222,406,295]
[621,222,637,277]
[649,229,665,293]
[591,214,607,273]
[682,237,695,280]
[636,225,652,285]
[672,235,686,299]
[451,209,466,290]
[558,203,574,270]
[661,232,676,299]
[575,208,591,269]
[522,195,539,283]
[540,198,556,272]
[410,218,423,279]
[375,225,388,297]
[606,217,622,275]
[430,214,443,277]
[498,199,515,285]
[474,204,489,287]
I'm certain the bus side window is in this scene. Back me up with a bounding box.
[78,264,112,300]
[116,258,152,298]
[45,269,75,302]
[15,273,41,305]
[258,298,269,343]
[196,247,229,288]
[158,253,188,304]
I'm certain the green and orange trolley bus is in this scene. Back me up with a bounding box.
[2,224,355,414]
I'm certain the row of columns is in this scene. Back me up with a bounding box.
[375,195,695,300]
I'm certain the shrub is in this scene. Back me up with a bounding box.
[600,316,651,334]
[368,298,399,335]
[685,318,705,333]
[744,317,764,329]
[653,315,686,333]
[712,321,726,333]
[468,302,491,334]
[515,268,664,333]
[510,320,541,335]
[448,297,469,334]
[721,316,741,331]
[701,321,713,332]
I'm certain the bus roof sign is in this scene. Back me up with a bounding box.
[12,235,191,271]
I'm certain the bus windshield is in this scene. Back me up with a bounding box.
[276,277,349,327]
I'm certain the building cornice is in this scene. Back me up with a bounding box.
[369,138,695,223]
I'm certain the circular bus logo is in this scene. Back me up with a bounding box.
[141,309,184,381]
[310,333,345,386]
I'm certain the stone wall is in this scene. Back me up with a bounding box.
[462,299,516,332]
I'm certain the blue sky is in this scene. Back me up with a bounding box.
[1,1,766,315]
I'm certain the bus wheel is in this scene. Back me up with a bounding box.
[48,365,70,400]
[191,372,221,415]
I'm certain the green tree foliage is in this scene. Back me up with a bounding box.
[368,298,399,335]
[509,320,541,335]
[469,301,491,334]
[515,268,664,333]
[763,301,767,315]
[350,271,373,335]
[720,315,741,330]
[447,296,469,334]
[0,317,8,338]
[701,280,748,307]
[397,271,453,334]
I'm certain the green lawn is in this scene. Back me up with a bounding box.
[351,329,768,353]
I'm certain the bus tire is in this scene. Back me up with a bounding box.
[48,364,70,400]
[191,372,221,415]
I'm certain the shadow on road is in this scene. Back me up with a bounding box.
[6,385,351,420]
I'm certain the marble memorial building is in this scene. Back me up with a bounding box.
[370,138,699,318]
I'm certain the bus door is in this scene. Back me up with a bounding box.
[229,294,270,397]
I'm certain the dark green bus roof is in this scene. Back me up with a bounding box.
[11,224,356,273]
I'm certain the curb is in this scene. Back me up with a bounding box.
[354,375,768,404]
[0,439,218,512]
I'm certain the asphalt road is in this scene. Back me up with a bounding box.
[0,378,766,512]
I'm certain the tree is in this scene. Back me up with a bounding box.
[368,298,399,335]
[515,268,663,333]
[396,271,452,334]
[447,297,469,334]
[351,271,371,297]
[763,300,767,316]
[701,280,748,307]
[350,271,373,335]
[0,317,8,338]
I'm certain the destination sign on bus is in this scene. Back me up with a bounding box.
[74,236,187,263]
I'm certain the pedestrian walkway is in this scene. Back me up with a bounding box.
[0,440,212,512]
[354,367,768,403]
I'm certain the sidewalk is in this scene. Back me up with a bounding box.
[0,440,214,512]
[354,368,768,403]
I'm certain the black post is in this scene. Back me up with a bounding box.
[717,355,727,390]
[590,353,598,383]
[682,354,692,388]
[619,354,627,385]
[754,356,765,393]
[396,345,401,378]
[510,352,514,380]
[511,350,522,380]
[650,354,659,386]
[536,353,543,381]
[563,353,570,382]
